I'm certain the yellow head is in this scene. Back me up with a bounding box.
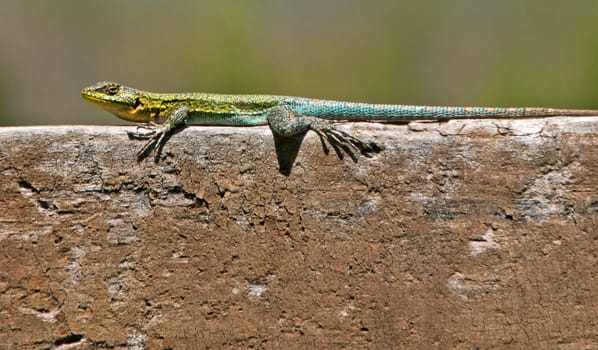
[82,81,152,122]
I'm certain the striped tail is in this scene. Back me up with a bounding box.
[287,97,598,121]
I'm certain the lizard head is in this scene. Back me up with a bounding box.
[82,82,152,122]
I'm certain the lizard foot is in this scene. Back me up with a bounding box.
[314,125,383,161]
[128,127,168,159]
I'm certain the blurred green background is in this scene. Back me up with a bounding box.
[1,0,598,125]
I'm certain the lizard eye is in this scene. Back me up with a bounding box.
[105,85,120,96]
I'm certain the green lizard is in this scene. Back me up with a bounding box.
[82,81,598,157]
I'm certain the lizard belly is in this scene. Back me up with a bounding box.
[185,111,268,126]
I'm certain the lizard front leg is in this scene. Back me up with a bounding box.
[128,106,189,157]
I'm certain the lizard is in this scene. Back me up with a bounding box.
[82,81,598,157]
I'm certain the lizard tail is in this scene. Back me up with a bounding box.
[521,108,598,117]
[288,97,598,121]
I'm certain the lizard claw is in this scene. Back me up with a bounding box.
[313,124,383,159]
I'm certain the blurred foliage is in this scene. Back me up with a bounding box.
[1,0,598,125]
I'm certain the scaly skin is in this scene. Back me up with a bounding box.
[82,81,598,156]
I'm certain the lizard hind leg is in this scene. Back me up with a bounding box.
[266,105,321,137]
[266,105,382,157]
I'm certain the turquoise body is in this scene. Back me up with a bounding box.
[184,95,534,126]
[285,97,527,121]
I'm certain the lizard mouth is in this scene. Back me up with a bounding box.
[81,92,106,106]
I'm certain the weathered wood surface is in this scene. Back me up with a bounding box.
[0,119,597,349]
